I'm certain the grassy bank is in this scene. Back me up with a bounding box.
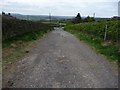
[2,29,52,66]
[2,14,51,40]
[64,20,120,64]
[2,14,53,66]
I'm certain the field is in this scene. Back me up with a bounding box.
[2,14,52,67]
[64,20,120,64]
[2,15,51,40]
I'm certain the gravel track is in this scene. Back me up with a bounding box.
[3,28,118,88]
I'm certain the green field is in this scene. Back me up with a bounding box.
[64,20,120,64]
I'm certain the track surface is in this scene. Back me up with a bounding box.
[3,28,118,88]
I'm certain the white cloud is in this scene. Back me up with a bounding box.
[1,0,119,17]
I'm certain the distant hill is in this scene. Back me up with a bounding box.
[5,13,112,22]
[11,13,74,21]
[2,13,16,20]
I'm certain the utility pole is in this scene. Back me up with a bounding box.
[93,13,95,18]
[49,13,51,22]
[49,13,52,30]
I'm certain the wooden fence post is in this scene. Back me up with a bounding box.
[104,24,107,41]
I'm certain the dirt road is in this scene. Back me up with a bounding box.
[3,28,118,88]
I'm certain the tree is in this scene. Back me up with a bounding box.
[84,16,90,22]
[2,12,5,15]
[8,13,11,16]
[76,13,81,20]
[84,16,95,22]
[72,13,82,24]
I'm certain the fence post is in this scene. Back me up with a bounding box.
[104,24,107,41]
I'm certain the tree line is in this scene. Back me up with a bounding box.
[72,13,95,24]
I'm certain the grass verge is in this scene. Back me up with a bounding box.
[2,29,51,67]
[64,29,119,65]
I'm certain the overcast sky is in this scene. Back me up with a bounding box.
[1,0,120,17]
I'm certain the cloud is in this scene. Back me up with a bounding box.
[2,0,119,17]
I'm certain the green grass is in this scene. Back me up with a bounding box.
[2,29,51,66]
[64,20,120,64]
[65,20,119,42]
[3,29,51,48]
